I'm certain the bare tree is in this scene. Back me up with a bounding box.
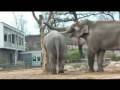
[12,12,26,31]
[12,12,18,27]
[98,11,116,21]
[32,11,53,72]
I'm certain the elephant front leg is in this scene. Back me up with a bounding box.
[97,50,105,72]
[88,52,95,72]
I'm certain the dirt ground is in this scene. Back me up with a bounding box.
[0,61,120,79]
[1,68,120,79]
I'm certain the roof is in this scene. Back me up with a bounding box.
[0,22,24,34]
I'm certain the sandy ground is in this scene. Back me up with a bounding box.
[0,68,120,79]
[0,61,120,79]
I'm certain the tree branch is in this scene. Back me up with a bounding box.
[100,12,115,21]
[70,12,78,22]
[53,13,101,22]
[42,12,53,30]
[44,22,66,31]
[32,12,39,24]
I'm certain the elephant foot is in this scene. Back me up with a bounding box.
[97,68,104,72]
[89,69,95,72]
[58,70,64,73]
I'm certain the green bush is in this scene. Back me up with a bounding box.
[111,54,120,61]
[65,49,81,63]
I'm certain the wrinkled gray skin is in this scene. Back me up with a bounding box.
[44,30,66,74]
[63,20,120,72]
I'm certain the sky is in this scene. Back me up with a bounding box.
[0,12,40,35]
[0,11,119,35]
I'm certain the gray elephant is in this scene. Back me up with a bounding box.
[45,20,120,72]
[44,30,66,74]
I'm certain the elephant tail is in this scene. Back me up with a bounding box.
[55,38,60,73]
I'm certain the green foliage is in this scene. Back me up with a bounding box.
[111,54,120,61]
[65,49,81,63]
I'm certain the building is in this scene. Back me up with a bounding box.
[20,35,42,67]
[0,22,25,65]
[20,51,42,67]
[25,35,41,51]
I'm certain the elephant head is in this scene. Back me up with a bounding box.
[62,19,93,39]
[44,19,94,39]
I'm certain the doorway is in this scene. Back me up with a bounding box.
[10,53,13,64]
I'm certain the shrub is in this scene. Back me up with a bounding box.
[111,54,120,61]
[65,49,81,63]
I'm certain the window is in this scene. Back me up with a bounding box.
[17,36,19,45]
[19,37,21,45]
[15,35,17,44]
[21,38,23,45]
[12,34,15,44]
[4,34,7,42]
[32,56,36,61]
[9,34,12,43]
[37,57,40,61]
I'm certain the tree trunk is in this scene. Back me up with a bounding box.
[38,12,53,72]
[41,29,49,72]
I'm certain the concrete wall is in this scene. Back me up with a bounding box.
[0,49,15,64]
[20,50,42,67]
[0,23,4,48]
[20,53,32,66]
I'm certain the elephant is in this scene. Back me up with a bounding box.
[44,20,120,72]
[71,37,86,58]
[44,30,66,74]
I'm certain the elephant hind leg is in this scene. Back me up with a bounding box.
[96,50,105,72]
[51,65,57,74]
[49,54,57,74]
[58,55,64,74]
[58,63,64,74]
